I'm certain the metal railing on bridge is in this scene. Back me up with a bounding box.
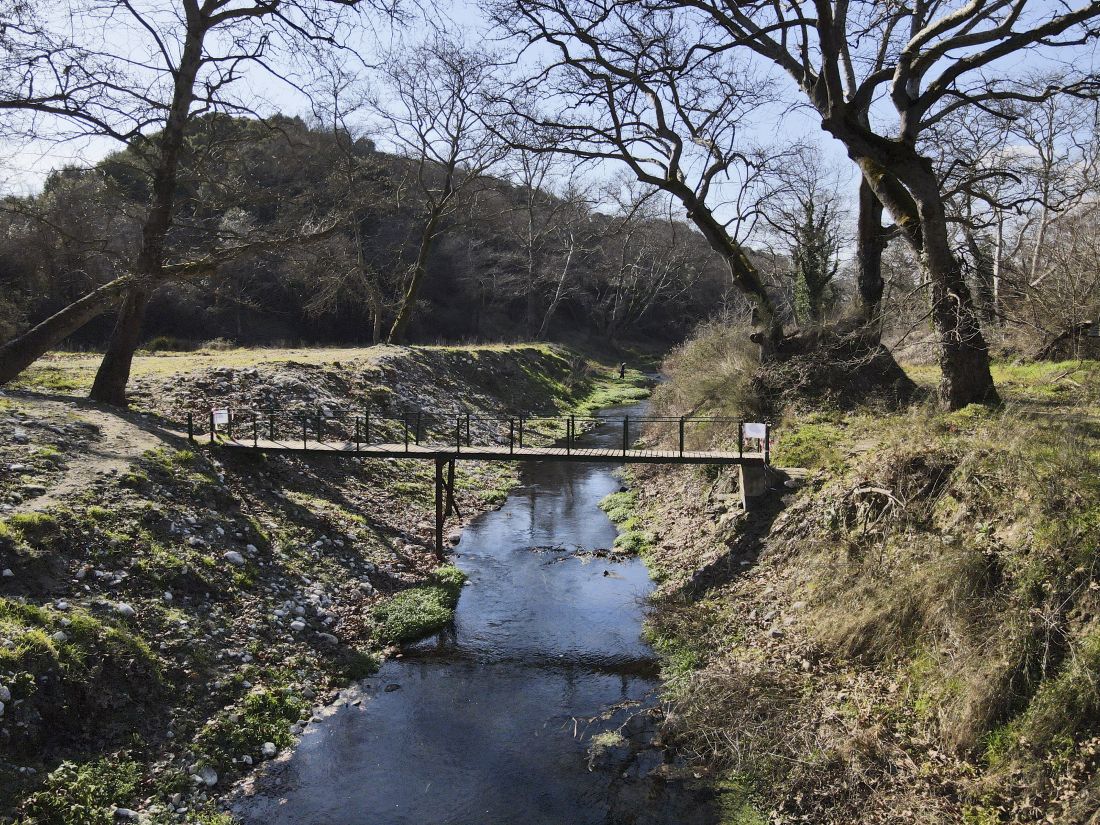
[184,407,770,462]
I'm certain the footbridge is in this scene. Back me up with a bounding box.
[182,407,771,554]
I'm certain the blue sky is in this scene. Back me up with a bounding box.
[3,0,1095,256]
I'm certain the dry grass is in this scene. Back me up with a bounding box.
[10,343,568,393]
[638,320,1100,822]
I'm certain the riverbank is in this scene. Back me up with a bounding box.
[623,329,1100,824]
[0,344,650,823]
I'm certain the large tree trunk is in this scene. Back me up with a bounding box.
[678,191,782,352]
[919,198,1000,409]
[850,148,999,410]
[0,276,132,385]
[88,287,150,406]
[88,9,206,406]
[856,178,886,326]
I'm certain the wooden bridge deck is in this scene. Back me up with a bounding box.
[211,436,763,465]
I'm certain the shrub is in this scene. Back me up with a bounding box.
[651,319,765,429]
[140,335,195,352]
[21,758,141,825]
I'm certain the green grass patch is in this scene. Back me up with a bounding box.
[340,649,381,680]
[990,625,1100,766]
[599,490,654,555]
[599,491,636,524]
[612,529,653,554]
[10,365,90,393]
[716,774,767,825]
[0,599,162,757]
[571,369,650,417]
[771,415,845,470]
[373,566,466,644]
[4,511,60,543]
[644,626,701,685]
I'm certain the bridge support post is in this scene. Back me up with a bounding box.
[738,464,768,511]
[444,459,461,520]
[434,457,445,560]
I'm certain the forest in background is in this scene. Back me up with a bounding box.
[0,114,743,349]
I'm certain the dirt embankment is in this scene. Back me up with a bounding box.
[627,349,1100,825]
[0,344,617,824]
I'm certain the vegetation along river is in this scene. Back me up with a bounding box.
[237,403,716,824]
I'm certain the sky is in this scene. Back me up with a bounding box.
[2,0,1095,254]
[0,0,851,199]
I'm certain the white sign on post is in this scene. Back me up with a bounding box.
[212,409,230,427]
[743,422,767,440]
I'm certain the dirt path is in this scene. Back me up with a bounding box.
[5,395,178,514]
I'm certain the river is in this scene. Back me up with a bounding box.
[237,403,716,824]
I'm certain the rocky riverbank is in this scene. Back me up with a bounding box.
[0,344,648,824]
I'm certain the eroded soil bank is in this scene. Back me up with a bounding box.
[622,348,1100,825]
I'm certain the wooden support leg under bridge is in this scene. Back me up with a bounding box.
[434,458,462,559]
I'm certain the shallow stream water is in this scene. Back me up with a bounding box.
[239,403,716,825]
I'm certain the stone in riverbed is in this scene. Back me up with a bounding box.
[261,742,277,758]
[223,551,245,566]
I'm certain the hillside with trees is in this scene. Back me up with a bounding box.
[0,114,737,351]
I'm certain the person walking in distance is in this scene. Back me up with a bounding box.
[618,361,626,380]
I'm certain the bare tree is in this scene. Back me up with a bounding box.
[596,205,710,341]
[500,0,1100,408]
[0,0,394,404]
[493,2,801,351]
[374,32,508,343]
[496,141,598,337]
[925,77,1100,344]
